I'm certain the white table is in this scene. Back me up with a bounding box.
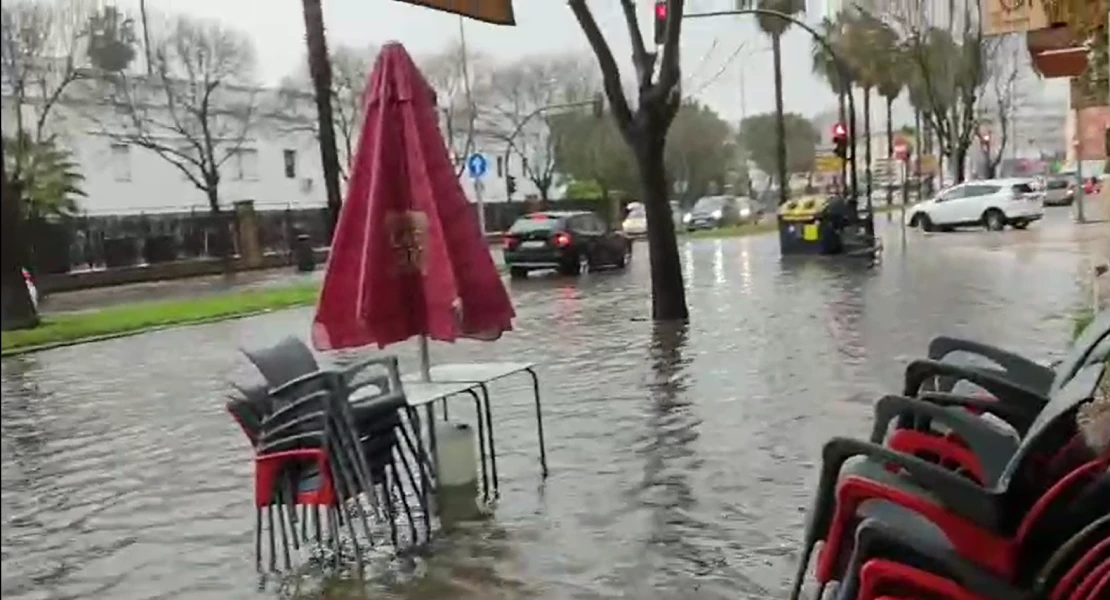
[404,362,547,493]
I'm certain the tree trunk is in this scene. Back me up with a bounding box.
[953,145,967,183]
[885,97,894,208]
[0,157,39,331]
[635,132,688,322]
[301,0,343,240]
[863,87,872,208]
[771,32,788,205]
[913,110,922,196]
[205,186,233,268]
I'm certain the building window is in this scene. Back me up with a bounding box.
[496,155,503,177]
[110,143,131,182]
[232,148,259,181]
[283,149,297,179]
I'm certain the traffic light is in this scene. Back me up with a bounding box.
[832,122,848,159]
[506,175,516,197]
[653,1,667,46]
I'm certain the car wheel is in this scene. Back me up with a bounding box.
[615,243,630,269]
[1011,220,1029,230]
[509,267,529,279]
[558,253,584,276]
[982,209,1005,231]
[917,214,936,232]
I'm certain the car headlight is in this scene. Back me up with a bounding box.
[739,208,751,217]
[682,213,691,223]
[712,209,723,219]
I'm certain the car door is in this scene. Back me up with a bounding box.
[568,215,599,261]
[929,185,966,224]
[584,214,618,264]
[955,184,1000,223]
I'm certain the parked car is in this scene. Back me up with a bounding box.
[1042,176,1076,206]
[683,195,751,230]
[622,202,647,238]
[504,211,631,278]
[905,178,1044,232]
[22,268,38,309]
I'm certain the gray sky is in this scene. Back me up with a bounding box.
[125,0,839,123]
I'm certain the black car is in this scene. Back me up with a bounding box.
[503,211,631,279]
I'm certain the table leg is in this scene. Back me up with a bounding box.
[425,403,439,479]
[463,389,490,502]
[477,383,500,495]
[526,368,548,478]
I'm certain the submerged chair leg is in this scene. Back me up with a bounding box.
[255,507,264,572]
[327,505,343,569]
[331,473,365,577]
[267,504,277,572]
[394,443,427,543]
[276,492,292,571]
[388,460,418,548]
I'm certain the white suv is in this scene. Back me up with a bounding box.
[905,178,1044,232]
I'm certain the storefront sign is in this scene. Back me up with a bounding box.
[982,0,1049,36]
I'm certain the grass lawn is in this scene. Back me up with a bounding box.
[1,282,320,356]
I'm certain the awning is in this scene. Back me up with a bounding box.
[392,0,515,26]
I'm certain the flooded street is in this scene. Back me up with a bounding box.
[3,211,1107,600]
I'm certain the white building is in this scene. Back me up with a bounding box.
[2,77,533,218]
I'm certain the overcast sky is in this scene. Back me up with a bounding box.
[119,0,840,123]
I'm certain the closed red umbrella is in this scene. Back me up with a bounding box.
[312,42,514,352]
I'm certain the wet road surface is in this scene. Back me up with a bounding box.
[2,207,1107,600]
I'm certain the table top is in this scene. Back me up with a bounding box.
[403,362,537,385]
[400,380,483,407]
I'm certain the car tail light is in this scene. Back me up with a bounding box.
[503,234,519,248]
[553,232,572,248]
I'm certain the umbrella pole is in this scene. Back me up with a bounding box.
[419,335,431,382]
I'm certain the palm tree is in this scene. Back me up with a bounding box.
[874,29,905,209]
[754,0,805,205]
[839,10,888,208]
[300,0,344,239]
[0,140,39,331]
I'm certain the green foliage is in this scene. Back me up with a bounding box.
[748,0,805,38]
[665,100,736,201]
[86,5,137,72]
[3,133,84,218]
[564,179,605,200]
[549,111,637,197]
[738,112,819,182]
[1,282,321,354]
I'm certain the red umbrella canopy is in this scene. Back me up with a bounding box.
[312,42,514,351]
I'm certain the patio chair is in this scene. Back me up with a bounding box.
[787,361,1107,600]
[243,336,320,388]
[830,464,1110,599]
[253,373,378,574]
[878,331,1110,483]
[904,309,1110,411]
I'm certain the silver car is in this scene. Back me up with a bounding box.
[1042,176,1076,206]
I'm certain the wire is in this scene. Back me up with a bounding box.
[689,40,753,96]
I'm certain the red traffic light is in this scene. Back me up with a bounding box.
[832,122,846,138]
[655,1,667,19]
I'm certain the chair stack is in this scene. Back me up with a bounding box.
[789,310,1110,600]
[226,337,434,575]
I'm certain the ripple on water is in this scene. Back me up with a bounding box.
[2,223,1101,599]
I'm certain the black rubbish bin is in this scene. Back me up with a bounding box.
[293,233,316,272]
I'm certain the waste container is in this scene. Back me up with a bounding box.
[777,195,829,255]
[292,233,316,272]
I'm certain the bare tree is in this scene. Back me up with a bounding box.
[887,0,999,183]
[420,40,485,179]
[480,53,598,201]
[278,43,377,183]
[1,0,98,176]
[568,0,688,320]
[98,15,257,240]
[978,33,1025,177]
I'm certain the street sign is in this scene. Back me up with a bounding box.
[466,153,488,179]
[816,153,843,174]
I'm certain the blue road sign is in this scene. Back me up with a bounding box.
[467,153,488,179]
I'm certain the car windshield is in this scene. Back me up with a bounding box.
[627,205,646,218]
[509,215,560,233]
[693,197,725,212]
[1011,183,1035,194]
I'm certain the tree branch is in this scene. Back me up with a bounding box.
[567,0,633,131]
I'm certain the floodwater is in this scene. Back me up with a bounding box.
[3,210,1107,600]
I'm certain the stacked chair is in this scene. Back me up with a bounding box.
[226,337,434,574]
[789,310,1110,600]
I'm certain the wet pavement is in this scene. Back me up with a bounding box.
[2,207,1107,600]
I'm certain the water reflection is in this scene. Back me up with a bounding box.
[712,241,725,288]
